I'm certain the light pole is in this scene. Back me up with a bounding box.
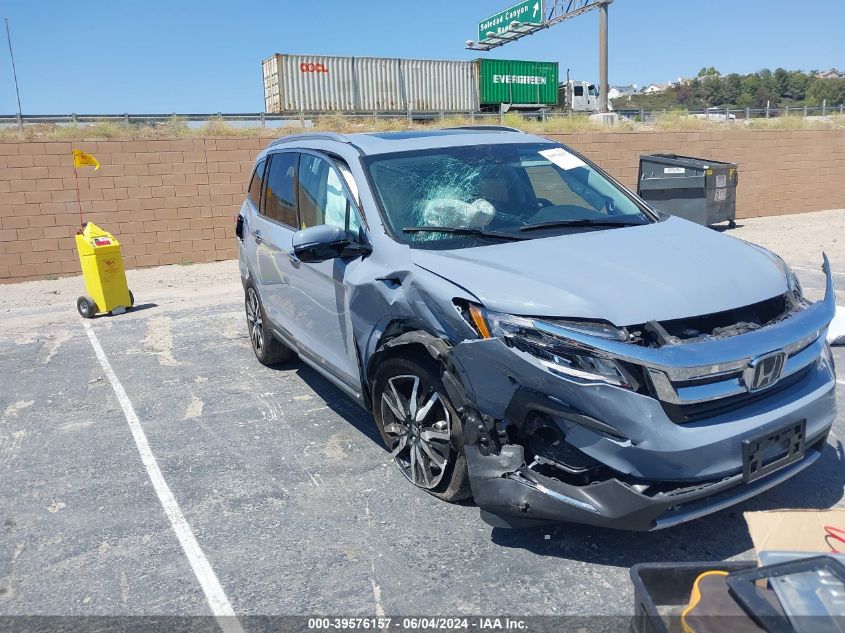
[4,18,23,134]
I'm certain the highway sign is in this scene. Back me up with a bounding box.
[477,1,543,42]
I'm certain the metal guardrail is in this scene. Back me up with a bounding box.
[614,104,845,121]
[0,104,843,128]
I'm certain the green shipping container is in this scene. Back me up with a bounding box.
[476,58,559,106]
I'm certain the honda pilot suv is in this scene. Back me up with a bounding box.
[235,127,837,530]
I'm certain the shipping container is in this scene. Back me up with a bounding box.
[262,54,479,114]
[403,58,480,112]
[476,59,559,108]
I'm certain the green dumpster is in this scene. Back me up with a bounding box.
[637,154,738,228]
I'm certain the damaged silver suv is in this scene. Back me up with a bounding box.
[236,127,837,530]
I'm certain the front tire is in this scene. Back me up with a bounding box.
[373,353,471,501]
[244,282,294,367]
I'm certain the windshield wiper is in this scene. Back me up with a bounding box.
[402,226,528,241]
[518,218,647,232]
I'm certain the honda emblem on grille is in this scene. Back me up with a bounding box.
[743,351,786,392]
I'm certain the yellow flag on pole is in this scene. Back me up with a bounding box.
[72,149,100,170]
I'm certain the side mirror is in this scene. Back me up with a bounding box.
[291,224,371,263]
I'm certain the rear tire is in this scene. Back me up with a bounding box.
[244,282,294,367]
[373,352,471,502]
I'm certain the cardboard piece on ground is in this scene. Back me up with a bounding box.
[744,509,845,556]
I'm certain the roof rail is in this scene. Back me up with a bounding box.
[269,131,352,147]
[445,125,523,133]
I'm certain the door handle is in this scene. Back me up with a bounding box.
[252,229,262,244]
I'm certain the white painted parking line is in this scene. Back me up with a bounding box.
[83,322,243,633]
[838,379,845,386]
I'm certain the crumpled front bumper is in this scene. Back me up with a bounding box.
[466,400,831,531]
[447,258,838,531]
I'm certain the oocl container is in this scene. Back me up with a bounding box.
[262,54,480,114]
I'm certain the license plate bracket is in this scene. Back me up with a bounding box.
[742,420,806,483]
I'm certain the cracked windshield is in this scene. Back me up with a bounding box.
[366,142,650,248]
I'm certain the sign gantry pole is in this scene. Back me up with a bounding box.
[598,1,609,112]
[467,0,613,113]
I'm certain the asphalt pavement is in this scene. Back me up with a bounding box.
[1,252,843,623]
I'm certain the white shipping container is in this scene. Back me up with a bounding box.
[262,54,479,114]
[401,58,479,112]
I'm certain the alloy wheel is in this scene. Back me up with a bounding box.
[380,374,451,489]
[246,287,264,354]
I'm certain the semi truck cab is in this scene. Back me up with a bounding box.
[560,80,608,112]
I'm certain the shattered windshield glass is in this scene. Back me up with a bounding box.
[365,142,652,249]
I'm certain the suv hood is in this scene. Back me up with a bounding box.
[411,216,788,326]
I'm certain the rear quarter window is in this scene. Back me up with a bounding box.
[248,158,266,209]
[262,153,298,227]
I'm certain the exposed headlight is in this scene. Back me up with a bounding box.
[464,304,634,389]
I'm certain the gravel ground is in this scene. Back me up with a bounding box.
[728,208,845,269]
[0,259,240,314]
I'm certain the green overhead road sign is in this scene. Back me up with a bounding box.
[478,0,543,42]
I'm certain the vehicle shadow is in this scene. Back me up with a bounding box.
[711,222,744,233]
[490,440,845,566]
[287,361,385,449]
[92,302,159,317]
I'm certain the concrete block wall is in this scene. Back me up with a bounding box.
[1,130,843,283]
[548,129,845,219]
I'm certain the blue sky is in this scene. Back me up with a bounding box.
[1,0,842,113]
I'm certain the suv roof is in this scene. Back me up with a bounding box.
[268,127,552,156]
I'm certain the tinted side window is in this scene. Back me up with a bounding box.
[262,153,297,227]
[574,85,584,96]
[248,158,266,209]
[298,154,361,235]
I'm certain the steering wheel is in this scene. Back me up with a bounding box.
[568,178,610,215]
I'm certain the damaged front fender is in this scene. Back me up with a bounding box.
[347,261,479,405]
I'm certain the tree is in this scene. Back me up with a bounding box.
[787,71,811,101]
[752,85,778,109]
[758,68,777,93]
[702,75,724,106]
[628,68,824,110]
[687,78,704,103]
[723,73,742,105]
[774,68,789,98]
[676,83,694,106]
[737,91,754,108]
[807,78,845,105]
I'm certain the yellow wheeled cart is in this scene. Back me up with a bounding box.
[74,222,134,318]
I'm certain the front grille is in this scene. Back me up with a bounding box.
[658,364,812,423]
